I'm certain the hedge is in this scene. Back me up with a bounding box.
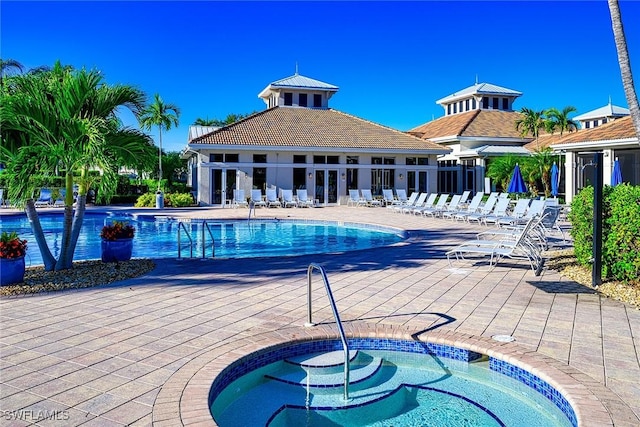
[568,184,640,283]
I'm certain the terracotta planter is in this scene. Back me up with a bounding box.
[101,238,133,263]
[0,256,26,286]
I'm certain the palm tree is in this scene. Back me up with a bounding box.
[193,117,220,126]
[486,154,520,191]
[608,0,640,144]
[515,107,546,149]
[523,148,555,197]
[139,94,181,191]
[545,106,578,135]
[1,61,156,271]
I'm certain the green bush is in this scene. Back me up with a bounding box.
[134,192,156,207]
[134,192,195,208]
[569,184,640,283]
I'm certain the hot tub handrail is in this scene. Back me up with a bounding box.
[306,263,350,401]
[177,222,193,259]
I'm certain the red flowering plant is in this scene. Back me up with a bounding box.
[0,231,28,259]
[100,221,135,241]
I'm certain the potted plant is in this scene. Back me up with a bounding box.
[0,231,28,286]
[100,220,135,263]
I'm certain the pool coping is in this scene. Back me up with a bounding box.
[152,323,625,427]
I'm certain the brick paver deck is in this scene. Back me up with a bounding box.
[1,205,638,426]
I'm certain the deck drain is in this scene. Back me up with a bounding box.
[492,335,515,343]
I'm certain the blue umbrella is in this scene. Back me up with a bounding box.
[551,162,559,197]
[507,163,527,194]
[612,157,623,186]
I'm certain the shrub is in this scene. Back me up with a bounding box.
[134,192,156,207]
[167,193,193,207]
[569,184,640,283]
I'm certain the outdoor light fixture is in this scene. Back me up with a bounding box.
[308,173,313,179]
[399,173,404,180]
[341,173,346,180]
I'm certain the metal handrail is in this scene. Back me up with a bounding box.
[306,263,350,401]
[177,222,193,259]
[201,221,215,259]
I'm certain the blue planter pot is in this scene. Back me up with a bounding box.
[0,256,26,286]
[101,238,133,263]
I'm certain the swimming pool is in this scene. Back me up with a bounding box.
[0,213,405,266]
[210,339,575,427]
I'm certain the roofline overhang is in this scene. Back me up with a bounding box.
[186,143,450,155]
[549,137,638,151]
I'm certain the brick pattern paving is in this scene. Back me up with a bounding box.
[1,205,638,426]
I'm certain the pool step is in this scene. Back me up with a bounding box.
[266,352,383,388]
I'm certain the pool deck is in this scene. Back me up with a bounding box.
[1,205,638,426]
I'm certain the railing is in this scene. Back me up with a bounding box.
[201,221,215,259]
[177,221,193,259]
[306,263,350,401]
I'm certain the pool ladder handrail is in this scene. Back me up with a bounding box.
[305,263,350,401]
[177,220,215,259]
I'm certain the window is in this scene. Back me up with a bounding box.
[210,154,223,162]
[372,157,382,165]
[346,169,358,192]
[253,167,266,190]
[383,157,395,165]
[299,93,307,107]
[472,98,477,109]
[284,93,293,106]
[313,155,326,164]
[253,154,267,163]
[453,103,457,114]
[447,104,452,115]
[602,118,608,124]
[418,157,428,165]
[313,94,322,107]
[225,154,239,162]
[492,97,499,109]
[293,155,306,164]
[465,99,470,111]
[482,97,489,109]
[585,122,591,129]
[346,156,359,164]
[406,158,416,165]
[502,98,509,110]
[593,121,599,128]
[293,168,307,189]
[327,156,339,164]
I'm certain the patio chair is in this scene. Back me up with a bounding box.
[347,189,364,207]
[265,188,281,208]
[466,195,499,224]
[382,189,397,207]
[495,198,531,227]
[409,193,435,215]
[233,189,249,208]
[281,189,298,208]
[250,189,267,208]
[424,194,459,218]
[296,189,314,208]
[360,189,382,207]
[395,189,409,204]
[482,197,512,226]
[458,190,471,205]
[418,194,449,217]
[34,188,53,207]
[446,216,543,274]
[393,192,419,213]
[447,192,484,221]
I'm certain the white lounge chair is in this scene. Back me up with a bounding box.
[233,189,249,208]
[426,194,460,218]
[466,195,499,224]
[347,189,363,207]
[394,192,419,213]
[266,189,281,208]
[482,197,511,226]
[381,189,396,206]
[360,189,382,207]
[250,189,267,208]
[296,189,314,208]
[34,188,53,207]
[419,194,449,217]
[447,192,484,221]
[495,198,531,227]
[395,189,409,204]
[281,189,297,208]
[409,193,435,215]
[446,216,543,274]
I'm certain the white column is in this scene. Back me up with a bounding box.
[564,152,575,204]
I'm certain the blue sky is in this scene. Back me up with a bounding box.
[2,1,639,153]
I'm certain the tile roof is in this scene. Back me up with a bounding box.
[436,83,522,104]
[189,107,449,152]
[550,116,638,146]
[408,110,530,140]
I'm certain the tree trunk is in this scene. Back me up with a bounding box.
[608,0,640,144]
[24,199,56,271]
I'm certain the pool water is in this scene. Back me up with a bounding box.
[211,346,573,427]
[0,213,404,266]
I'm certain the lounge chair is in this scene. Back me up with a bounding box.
[458,190,471,205]
[296,189,314,208]
[447,192,484,221]
[418,194,449,217]
[395,189,409,205]
[495,198,530,227]
[360,189,382,207]
[281,189,298,208]
[466,194,499,224]
[426,194,460,218]
[482,197,511,226]
[393,192,419,213]
[233,189,249,208]
[347,189,364,207]
[0,188,4,208]
[409,193,435,215]
[382,189,396,206]
[446,216,543,274]
[34,188,53,207]
[266,189,281,208]
[250,189,267,208]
